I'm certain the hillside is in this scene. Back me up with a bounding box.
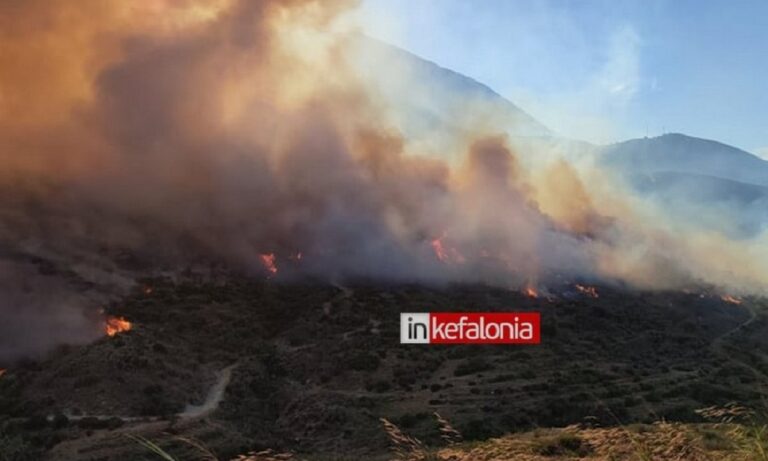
[2,23,768,461]
[354,46,768,239]
[601,133,768,187]
[2,273,767,460]
[627,171,768,238]
[404,420,768,461]
[350,37,552,149]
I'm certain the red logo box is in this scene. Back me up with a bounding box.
[400,312,541,344]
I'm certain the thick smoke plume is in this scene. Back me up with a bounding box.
[0,0,766,360]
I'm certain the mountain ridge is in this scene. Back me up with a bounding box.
[601,133,768,187]
[359,38,768,193]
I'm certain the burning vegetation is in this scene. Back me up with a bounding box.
[721,294,743,305]
[575,284,599,298]
[0,2,766,460]
[0,0,763,304]
[260,253,278,276]
[431,235,466,265]
[0,0,766,367]
[10,278,763,460]
[523,284,539,298]
[104,316,132,337]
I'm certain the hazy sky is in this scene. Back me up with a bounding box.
[355,0,768,154]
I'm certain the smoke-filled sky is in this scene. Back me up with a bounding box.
[0,0,766,362]
[356,0,768,153]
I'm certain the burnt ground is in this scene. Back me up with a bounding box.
[1,275,768,460]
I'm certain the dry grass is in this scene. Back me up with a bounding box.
[437,423,710,460]
[380,415,712,460]
[434,412,462,446]
[380,417,438,461]
[231,449,295,461]
[697,403,768,461]
[129,434,295,461]
[130,408,768,461]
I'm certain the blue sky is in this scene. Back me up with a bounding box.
[354,0,768,155]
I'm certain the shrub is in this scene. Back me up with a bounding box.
[534,433,591,456]
[454,358,492,377]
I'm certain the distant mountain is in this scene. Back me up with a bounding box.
[353,40,767,236]
[601,133,768,187]
[350,38,551,145]
[600,134,768,237]
[629,171,768,237]
[631,171,768,204]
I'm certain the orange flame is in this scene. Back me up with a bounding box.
[523,283,538,298]
[105,316,132,337]
[721,294,742,305]
[0,369,6,379]
[575,284,599,298]
[431,235,465,264]
[431,237,449,262]
[143,285,153,295]
[260,253,278,275]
